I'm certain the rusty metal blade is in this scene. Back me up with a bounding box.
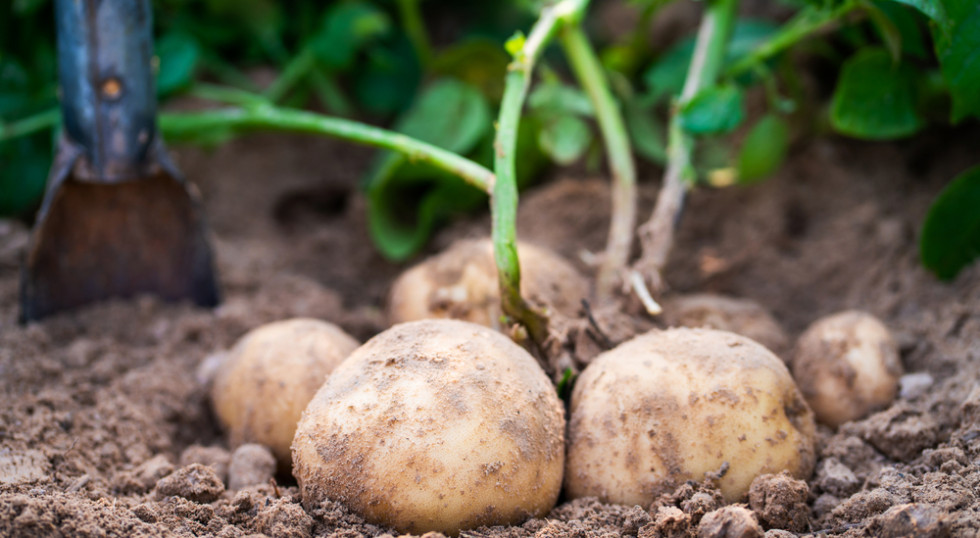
[19,170,220,322]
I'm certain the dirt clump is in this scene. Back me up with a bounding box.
[179,444,231,484]
[747,472,810,532]
[697,505,763,538]
[154,463,225,503]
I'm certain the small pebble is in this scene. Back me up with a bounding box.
[228,444,276,490]
[899,372,933,400]
[181,445,231,485]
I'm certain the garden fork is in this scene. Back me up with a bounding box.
[20,0,219,322]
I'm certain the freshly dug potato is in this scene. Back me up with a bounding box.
[291,319,565,535]
[388,238,588,328]
[791,310,901,427]
[565,328,816,505]
[664,294,790,357]
[210,318,359,470]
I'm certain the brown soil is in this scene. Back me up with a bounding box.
[2,122,979,537]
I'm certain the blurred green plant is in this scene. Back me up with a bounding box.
[2,0,980,286]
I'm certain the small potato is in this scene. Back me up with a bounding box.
[565,328,816,505]
[210,318,359,470]
[291,319,565,535]
[791,310,902,427]
[388,238,588,329]
[664,294,789,358]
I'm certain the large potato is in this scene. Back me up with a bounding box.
[210,318,359,470]
[388,238,588,328]
[565,328,815,505]
[792,310,901,427]
[291,319,565,535]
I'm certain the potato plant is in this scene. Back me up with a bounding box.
[3,0,980,532]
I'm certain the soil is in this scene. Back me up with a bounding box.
[2,117,979,537]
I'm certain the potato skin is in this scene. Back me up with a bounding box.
[210,318,359,470]
[664,294,790,358]
[291,319,565,535]
[791,310,901,427]
[388,238,588,328]
[565,328,816,505]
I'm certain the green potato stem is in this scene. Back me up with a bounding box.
[559,24,637,304]
[492,0,589,360]
[633,0,737,308]
[159,104,495,192]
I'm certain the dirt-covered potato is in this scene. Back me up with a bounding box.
[388,238,588,328]
[210,318,359,470]
[791,310,902,427]
[664,294,789,357]
[565,328,816,505]
[291,319,565,535]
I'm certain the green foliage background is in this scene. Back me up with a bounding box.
[2,0,978,277]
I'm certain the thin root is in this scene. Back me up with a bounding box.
[629,270,663,316]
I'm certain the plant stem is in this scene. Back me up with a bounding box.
[158,105,494,192]
[189,84,272,108]
[198,52,262,92]
[492,0,588,356]
[633,0,737,307]
[264,49,317,103]
[559,24,636,303]
[398,0,433,69]
[263,48,353,115]
[726,0,860,79]
[0,109,60,141]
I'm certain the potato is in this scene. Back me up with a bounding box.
[291,319,565,535]
[565,328,816,505]
[388,238,588,328]
[664,294,789,358]
[791,310,901,427]
[210,318,359,470]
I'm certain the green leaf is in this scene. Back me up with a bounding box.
[865,1,904,61]
[155,33,200,96]
[679,85,745,134]
[736,114,790,183]
[538,115,593,165]
[12,0,47,16]
[366,80,493,260]
[432,39,510,102]
[353,36,421,116]
[886,0,949,28]
[0,134,49,217]
[528,81,594,117]
[505,32,526,57]
[932,0,980,122]
[830,48,923,139]
[873,0,929,59]
[557,367,576,401]
[625,100,667,165]
[392,79,491,150]
[644,20,779,102]
[920,165,980,280]
[0,59,32,117]
[310,1,390,70]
